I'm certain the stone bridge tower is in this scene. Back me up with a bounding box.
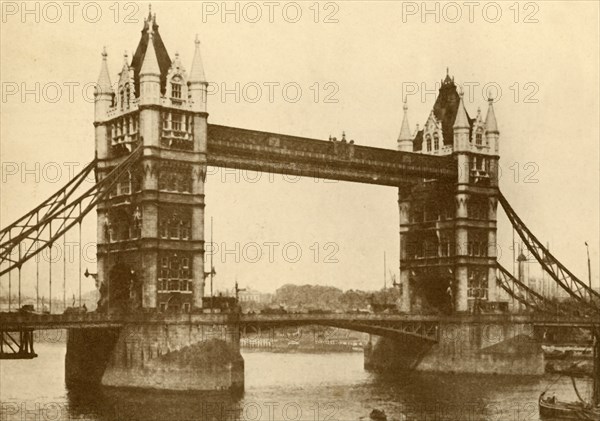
[397,73,500,314]
[67,12,243,392]
[94,11,208,312]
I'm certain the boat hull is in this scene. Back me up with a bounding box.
[539,394,600,420]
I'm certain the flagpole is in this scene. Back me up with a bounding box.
[210,217,214,313]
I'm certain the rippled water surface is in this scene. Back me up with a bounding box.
[0,341,588,421]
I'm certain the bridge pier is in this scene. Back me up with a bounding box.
[66,319,244,392]
[364,316,544,375]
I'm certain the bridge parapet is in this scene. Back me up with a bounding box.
[207,124,456,185]
[2,311,596,331]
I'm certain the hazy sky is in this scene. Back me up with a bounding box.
[1,1,598,297]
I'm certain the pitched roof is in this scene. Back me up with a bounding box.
[414,74,474,146]
[432,77,470,145]
[130,14,171,96]
[413,129,423,152]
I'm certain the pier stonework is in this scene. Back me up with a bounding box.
[364,315,544,375]
[65,317,244,391]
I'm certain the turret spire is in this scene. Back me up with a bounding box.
[398,100,412,141]
[485,97,499,134]
[140,32,160,76]
[453,91,469,129]
[96,47,113,94]
[397,99,413,152]
[189,34,207,83]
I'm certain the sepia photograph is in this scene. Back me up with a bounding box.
[0,1,599,420]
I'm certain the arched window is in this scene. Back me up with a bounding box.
[433,133,440,150]
[426,134,432,152]
[119,89,124,110]
[171,76,182,99]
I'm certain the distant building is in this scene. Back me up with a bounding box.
[238,287,272,304]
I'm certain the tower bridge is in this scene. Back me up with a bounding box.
[1,11,598,392]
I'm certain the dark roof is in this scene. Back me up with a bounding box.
[130,15,172,96]
[413,76,474,147]
[413,130,423,152]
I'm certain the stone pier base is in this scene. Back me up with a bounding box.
[66,323,244,392]
[364,316,544,375]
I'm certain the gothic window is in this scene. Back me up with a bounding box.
[107,208,132,241]
[180,257,190,279]
[171,77,182,99]
[172,113,183,131]
[476,130,483,146]
[158,166,192,193]
[468,271,488,299]
[181,220,190,239]
[158,207,192,240]
[439,232,452,257]
[119,89,124,110]
[433,133,439,150]
[426,134,432,152]
[158,252,193,292]
[480,158,487,171]
[469,231,488,257]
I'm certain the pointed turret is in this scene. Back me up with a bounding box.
[453,91,470,130]
[94,47,114,123]
[485,97,499,134]
[189,34,208,113]
[397,100,413,152]
[485,97,500,155]
[96,47,113,95]
[189,35,207,83]
[140,30,161,77]
[139,30,161,105]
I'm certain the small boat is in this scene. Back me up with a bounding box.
[369,409,387,421]
[539,392,600,420]
[539,333,600,420]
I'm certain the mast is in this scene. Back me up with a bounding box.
[585,242,592,298]
[210,217,214,313]
[594,329,599,407]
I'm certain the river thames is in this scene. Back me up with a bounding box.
[0,338,585,421]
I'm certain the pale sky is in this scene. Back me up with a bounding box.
[1,1,598,297]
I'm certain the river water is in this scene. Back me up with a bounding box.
[0,340,587,421]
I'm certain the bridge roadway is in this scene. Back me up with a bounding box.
[1,312,597,342]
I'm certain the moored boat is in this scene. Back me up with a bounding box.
[539,332,600,420]
[539,392,600,420]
